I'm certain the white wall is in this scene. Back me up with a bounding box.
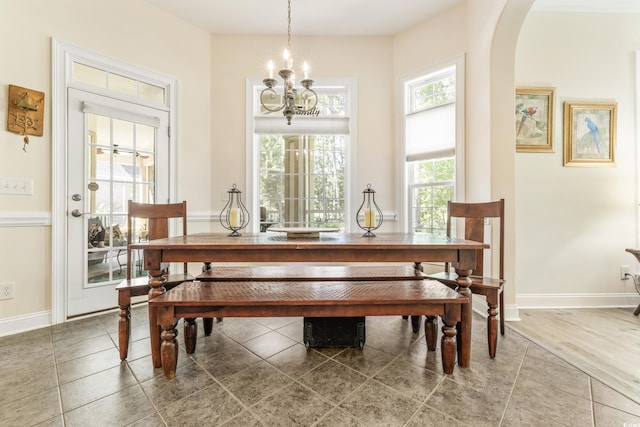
[515,11,640,308]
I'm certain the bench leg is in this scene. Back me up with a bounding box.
[184,318,198,354]
[441,314,457,375]
[160,319,179,379]
[424,316,438,351]
[117,290,131,361]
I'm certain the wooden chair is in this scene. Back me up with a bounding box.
[426,199,505,358]
[624,249,640,316]
[116,200,194,361]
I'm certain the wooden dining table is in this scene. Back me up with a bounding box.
[131,232,488,370]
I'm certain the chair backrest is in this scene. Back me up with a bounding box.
[126,200,188,280]
[445,199,504,279]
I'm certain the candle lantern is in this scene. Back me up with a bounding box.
[356,184,383,237]
[220,184,250,236]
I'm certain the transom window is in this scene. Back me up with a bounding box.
[72,62,166,104]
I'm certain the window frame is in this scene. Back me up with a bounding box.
[246,77,358,233]
[400,56,466,233]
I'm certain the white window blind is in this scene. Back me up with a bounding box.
[254,116,349,135]
[405,102,455,162]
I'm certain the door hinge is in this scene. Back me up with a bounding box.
[168,126,171,137]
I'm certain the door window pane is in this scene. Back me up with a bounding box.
[85,111,158,285]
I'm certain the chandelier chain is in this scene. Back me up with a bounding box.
[260,0,318,125]
[287,0,292,53]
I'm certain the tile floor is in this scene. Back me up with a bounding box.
[1,307,640,426]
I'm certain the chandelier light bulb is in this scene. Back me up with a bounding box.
[283,49,291,70]
[303,61,310,79]
[268,60,274,79]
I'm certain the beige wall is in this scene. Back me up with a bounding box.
[0,0,211,320]
[210,34,395,216]
[515,11,640,305]
[0,0,519,325]
[6,0,634,328]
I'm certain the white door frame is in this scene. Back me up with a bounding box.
[51,40,178,324]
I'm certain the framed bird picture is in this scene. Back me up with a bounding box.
[515,86,554,152]
[563,101,617,167]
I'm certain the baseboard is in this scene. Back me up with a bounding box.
[0,310,51,337]
[470,292,639,323]
[517,292,640,310]
[471,295,521,322]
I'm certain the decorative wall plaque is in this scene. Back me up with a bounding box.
[7,85,45,151]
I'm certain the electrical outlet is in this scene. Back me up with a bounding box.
[0,282,15,300]
[620,265,630,280]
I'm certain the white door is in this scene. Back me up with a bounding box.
[66,88,169,317]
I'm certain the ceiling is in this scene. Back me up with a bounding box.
[144,0,465,36]
[144,0,640,37]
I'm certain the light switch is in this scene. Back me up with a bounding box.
[0,177,33,195]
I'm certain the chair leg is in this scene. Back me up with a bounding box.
[486,291,499,358]
[117,290,131,361]
[424,316,438,351]
[203,318,214,336]
[411,315,421,333]
[500,290,505,335]
[634,304,640,316]
[183,318,198,354]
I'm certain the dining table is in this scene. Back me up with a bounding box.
[131,231,488,370]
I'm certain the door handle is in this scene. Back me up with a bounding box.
[71,209,89,217]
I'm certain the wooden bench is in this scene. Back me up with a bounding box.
[196,264,430,333]
[124,265,430,365]
[150,279,468,378]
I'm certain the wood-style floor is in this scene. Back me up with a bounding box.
[508,306,640,404]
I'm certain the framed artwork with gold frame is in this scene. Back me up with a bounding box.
[563,101,617,167]
[515,86,554,153]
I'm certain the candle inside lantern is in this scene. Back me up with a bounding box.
[364,208,376,228]
[229,208,240,228]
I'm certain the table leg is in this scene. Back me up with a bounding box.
[410,262,424,329]
[454,267,473,368]
[202,262,217,332]
[148,269,167,369]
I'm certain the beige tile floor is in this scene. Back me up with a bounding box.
[1,307,640,426]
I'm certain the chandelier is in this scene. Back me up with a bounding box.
[260,0,318,125]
